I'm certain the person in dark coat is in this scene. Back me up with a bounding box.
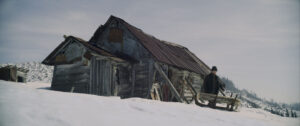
[202,66,224,107]
[202,66,224,95]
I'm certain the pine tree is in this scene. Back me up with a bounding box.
[271,108,274,114]
[280,113,284,117]
[286,108,290,117]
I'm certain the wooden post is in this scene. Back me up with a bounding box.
[71,86,75,93]
[226,93,233,110]
[147,60,154,99]
[178,79,190,103]
[154,62,184,103]
[212,93,218,108]
[230,94,238,111]
[130,65,136,97]
[184,78,197,96]
[154,87,161,101]
[182,78,196,103]
[220,90,226,96]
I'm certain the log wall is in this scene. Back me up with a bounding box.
[52,62,90,93]
[132,59,154,98]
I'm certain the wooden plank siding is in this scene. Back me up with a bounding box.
[89,57,112,96]
[89,56,132,97]
[168,66,204,103]
[52,62,90,93]
[132,59,154,98]
[154,63,184,103]
[116,64,132,98]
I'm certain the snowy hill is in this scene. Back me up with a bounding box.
[0,62,53,83]
[0,80,299,126]
[0,62,298,119]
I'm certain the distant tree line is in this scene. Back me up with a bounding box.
[220,77,299,118]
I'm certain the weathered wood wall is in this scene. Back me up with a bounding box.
[52,62,90,93]
[92,19,152,60]
[115,63,132,98]
[89,57,112,96]
[168,66,204,102]
[0,68,11,81]
[50,38,92,93]
[132,59,154,98]
[53,40,87,65]
[90,18,171,100]
[0,67,28,83]
[89,56,132,97]
[187,72,204,93]
[92,19,157,98]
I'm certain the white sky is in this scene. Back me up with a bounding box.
[0,0,299,103]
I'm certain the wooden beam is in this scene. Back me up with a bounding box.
[154,87,161,101]
[147,60,154,98]
[154,62,184,103]
[220,90,226,96]
[179,79,192,103]
[131,65,136,97]
[230,94,239,111]
[184,78,197,96]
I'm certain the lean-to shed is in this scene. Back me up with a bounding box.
[43,15,211,103]
[0,65,28,83]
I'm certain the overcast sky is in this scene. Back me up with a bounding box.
[0,0,299,103]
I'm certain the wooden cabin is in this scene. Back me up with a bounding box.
[0,65,28,83]
[42,16,211,103]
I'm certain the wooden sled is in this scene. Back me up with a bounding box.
[195,92,240,111]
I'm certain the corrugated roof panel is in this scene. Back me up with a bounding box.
[122,19,210,75]
[89,15,211,75]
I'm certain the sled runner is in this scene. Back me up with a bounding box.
[195,92,240,111]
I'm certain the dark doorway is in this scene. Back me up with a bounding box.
[17,76,24,82]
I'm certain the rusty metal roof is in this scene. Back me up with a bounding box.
[102,16,211,75]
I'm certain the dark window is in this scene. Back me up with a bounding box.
[108,28,123,43]
[17,76,24,82]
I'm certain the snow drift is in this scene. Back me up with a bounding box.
[0,81,299,126]
[0,62,299,119]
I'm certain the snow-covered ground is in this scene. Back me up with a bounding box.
[0,81,299,126]
[1,62,297,115]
